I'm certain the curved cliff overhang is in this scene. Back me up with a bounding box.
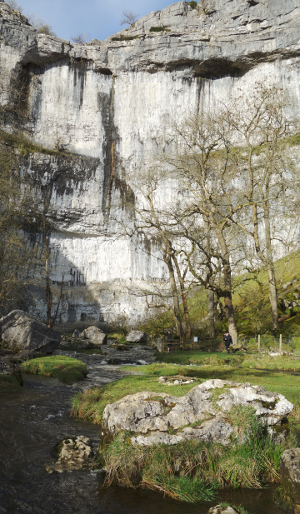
[1,0,300,81]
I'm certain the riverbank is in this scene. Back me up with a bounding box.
[0,347,285,514]
[1,342,299,512]
[71,354,300,510]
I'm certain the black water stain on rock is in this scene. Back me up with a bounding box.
[97,80,135,221]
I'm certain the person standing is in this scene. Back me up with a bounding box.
[223,331,232,353]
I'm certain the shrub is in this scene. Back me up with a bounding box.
[187,1,198,8]
[149,26,165,32]
[111,35,139,42]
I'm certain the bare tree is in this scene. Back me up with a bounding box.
[163,112,241,343]
[71,33,87,45]
[6,0,23,13]
[116,168,192,340]
[221,84,298,333]
[120,10,139,26]
[28,14,56,36]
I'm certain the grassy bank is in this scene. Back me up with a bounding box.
[71,359,300,502]
[22,356,87,383]
[102,407,291,502]
[155,350,300,372]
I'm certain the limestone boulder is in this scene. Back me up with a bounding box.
[126,330,147,343]
[208,506,239,514]
[46,436,97,473]
[0,310,61,354]
[280,448,300,509]
[102,379,293,446]
[0,358,23,385]
[80,326,107,345]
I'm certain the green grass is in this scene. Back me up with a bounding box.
[22,355,87,384]
[155,349,300,372]
[102,408,293,503]
[0,374,22,392]
[220,504,251,514]
[71,360,300,425]
[71,361,300,502]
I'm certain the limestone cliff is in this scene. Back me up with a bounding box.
[0,0,300,325]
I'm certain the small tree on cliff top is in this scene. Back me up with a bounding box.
[120,10,139,26]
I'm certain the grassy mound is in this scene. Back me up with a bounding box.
[0,374,22,392]
[101,406,292,503]
[71,362,300,502]
[22,355,87,384]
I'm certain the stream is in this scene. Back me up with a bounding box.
[0,344,287,513]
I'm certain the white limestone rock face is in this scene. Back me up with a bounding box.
[102,379,294,446]
[1,1,300,323]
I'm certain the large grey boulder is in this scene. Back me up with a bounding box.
[126,330,147,343]
[102,379,293,446]
[80,326,107,345]
[0,310,61,354]
[280,449,300,510]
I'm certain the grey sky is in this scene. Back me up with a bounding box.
[17,0,173,42]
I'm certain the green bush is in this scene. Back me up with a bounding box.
[22,355,87,384]
[149,26,165,32]
[187,1,198,8]
[111,35,139,42]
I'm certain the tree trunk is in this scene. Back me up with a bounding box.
[252,191,279,333]
[224,291,238,344]
[264,208,279,332]
[165,255,183,339]
[267,267,278,333]
[207,289,215,339]
[172,257,191,339]
[211,220,238,343]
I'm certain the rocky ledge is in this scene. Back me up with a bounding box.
[102,378,293,446]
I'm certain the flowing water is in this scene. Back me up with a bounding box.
[0,348,288,513]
